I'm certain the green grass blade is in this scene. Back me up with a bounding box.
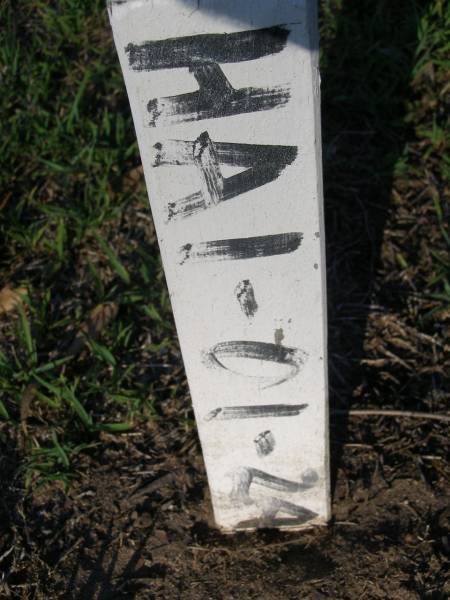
[17,305,36,363]
[94,234,130,285]
[61,387,93,429]
[34,356,73,374]
[55,219,66,261]
[34,389,61,410]
[89,339,116,367]
[95,422,133,432]
[66,70,90,132]
[142,303,163,322]
[32,374,62,399]
[51,431,70,468]
[0,399,10,420]
[87,260,105,300]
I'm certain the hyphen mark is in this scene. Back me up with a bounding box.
[126,26,291,71]
[179,233,303,265]
[235,280,258,318]
[204,404,308,422]
[153,134,298,221]
[204,340,308,387]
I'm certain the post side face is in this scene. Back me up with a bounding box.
[108,0,330,531]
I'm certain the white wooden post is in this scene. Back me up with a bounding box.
[108,0,330,532]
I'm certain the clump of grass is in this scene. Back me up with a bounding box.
[399,1,450,321]
[0,0,178,487]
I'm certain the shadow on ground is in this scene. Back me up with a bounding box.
[322,0,432,492]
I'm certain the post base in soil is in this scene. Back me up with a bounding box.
[108,0,330,532]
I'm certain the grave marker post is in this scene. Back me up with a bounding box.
[108,0,330,532]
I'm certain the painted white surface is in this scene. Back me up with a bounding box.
[108,0,329,531]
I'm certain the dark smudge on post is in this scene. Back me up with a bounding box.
[254,430,276,456]
[235,279,258,318]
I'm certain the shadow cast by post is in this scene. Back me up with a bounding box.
[321,0,431,494]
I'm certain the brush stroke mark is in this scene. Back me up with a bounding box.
[254,431,275,457]
[204,340,308,388]
[179,233,303,265]
[152,134,298,221]
[230,467,318,505]
[236,505,318,529]
[259,497,318,522]
[193,130,224,208]
[236,516,316,529]
[146,62,290,127]
[126,26,291,71]
[236,497,318,529]
[235,279,258,318]
[204,404,308,422]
